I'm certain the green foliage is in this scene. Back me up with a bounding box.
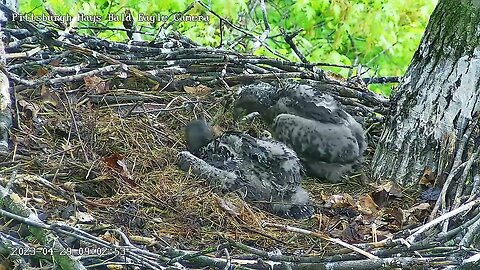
[18,0,437,96]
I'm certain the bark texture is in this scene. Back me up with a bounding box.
[372,0,480,186]
[0,0,16,149]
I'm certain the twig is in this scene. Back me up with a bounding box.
[282,28,308,63]
[63,88,89,162]
[155,0,197,39]
[453,148,480,209]
[430,161,467,220]
[262,222,378,259]
[167,244,225,264]
[196,0,289,61]
[362,76,400,84]
[252,0,270,51]
[460,211,480,246]
[407,199,480,244]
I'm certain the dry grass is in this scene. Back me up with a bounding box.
[3,84,387,254]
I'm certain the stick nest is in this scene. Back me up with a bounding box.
[1,7,471,269]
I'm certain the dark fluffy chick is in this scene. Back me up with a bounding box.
[178,119,313,219]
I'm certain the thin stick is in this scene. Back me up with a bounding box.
[262,222,378,259]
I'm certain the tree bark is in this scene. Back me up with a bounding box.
[0,0,17,150]
[371,0,480,186]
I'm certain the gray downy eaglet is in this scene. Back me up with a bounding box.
[177,118,313,219]
[233,81,367,182]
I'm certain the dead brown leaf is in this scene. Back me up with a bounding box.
[100,231,119,245]
[18,99,40,120]
[404,202,431,224]
[104,153,125,168]
[376,181,403,198]
[84,75,108,93]
[49,59,61,66]
[330,220,363,243]
[419,167,435,186]
[184,84,211,95]
[384,207,405,227]
[103,153,136,187]
[36,67,48,77]
[325,71,346,82]
[357,194,381,216]
[370,181,403,207]
[217,197,240,217]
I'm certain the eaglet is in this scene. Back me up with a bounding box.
[177,118,313,219]
[233,81,366,182]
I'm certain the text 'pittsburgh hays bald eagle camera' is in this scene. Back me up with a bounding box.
[233,82,367,182]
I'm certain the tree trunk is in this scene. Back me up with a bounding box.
[371,0,480,187]
[0,0,17,149]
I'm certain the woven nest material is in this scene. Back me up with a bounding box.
[6,85,378,247]
[0,8,439,269]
